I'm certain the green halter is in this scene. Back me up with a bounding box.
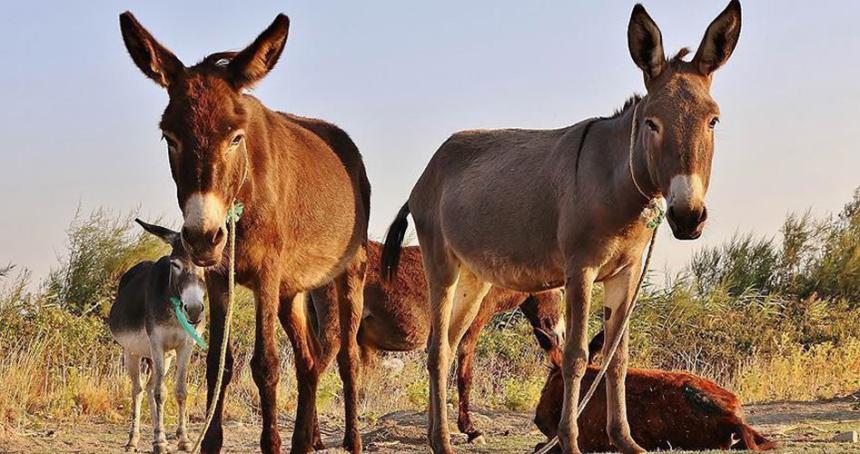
[170,296,207,348]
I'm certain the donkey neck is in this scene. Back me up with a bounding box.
[581,98,660,226]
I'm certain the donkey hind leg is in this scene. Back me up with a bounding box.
[334,248,368,453]
[250,273,283,454]
[557,268,596,454]
[279,291,326,452]
[420,241,460,454]
[174,342,194,451]
[455,304,494,444]
[147,348,173,454]
[310,284,343,449]
[124,351,144,452]
[202,273,235,454]
[602,266,646,454]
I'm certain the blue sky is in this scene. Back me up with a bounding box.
[2,1,859,282]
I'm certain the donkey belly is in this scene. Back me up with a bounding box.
[437,180,565,292]
[113,327,153,358]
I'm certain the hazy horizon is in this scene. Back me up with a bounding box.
[2,1,859,284]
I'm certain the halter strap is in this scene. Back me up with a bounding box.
[627,102,660,201]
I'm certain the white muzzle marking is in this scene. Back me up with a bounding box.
[668,174,704,209]
[183,192,226,235]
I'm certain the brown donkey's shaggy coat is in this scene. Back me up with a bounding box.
[532,331,776,453]
[120,13,370,454]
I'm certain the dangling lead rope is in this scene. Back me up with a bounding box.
[536,102,664,454]
[190,150,249,454]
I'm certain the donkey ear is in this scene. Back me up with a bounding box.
[587,330,605,363]
[119,12,184,88]
[227,14,290,89]
[628,4,666,81]
[533,327,558,352]
[135,218,179,245]
[693,0,741,76]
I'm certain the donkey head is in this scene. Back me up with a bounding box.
[136,219,207,325]
[627,1,741,239]
[120,13,290,265]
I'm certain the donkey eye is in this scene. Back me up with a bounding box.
[230,134,244,147]
[170,260,182,271]
[709,117,720,129]
[162,135,178,153]
[644,119,659,133]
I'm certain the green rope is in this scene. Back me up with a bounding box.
[170,297,207,348]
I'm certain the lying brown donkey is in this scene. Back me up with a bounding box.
[309,241,563,442]
[532,330,775,453]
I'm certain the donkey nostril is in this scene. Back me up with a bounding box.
[698,206,708,224]
[209,228,225,246]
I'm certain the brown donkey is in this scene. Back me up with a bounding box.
[350,241,563,442]
[381,2,741,453]
[120,13,371,454]
[532,331,775,453]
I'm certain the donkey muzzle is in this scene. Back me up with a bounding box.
[181,225,226,266]
[667,204,707,240]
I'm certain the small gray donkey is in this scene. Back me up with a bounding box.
[109,219,206,453]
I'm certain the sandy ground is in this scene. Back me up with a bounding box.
[2,397,860,453]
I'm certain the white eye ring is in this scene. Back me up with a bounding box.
[170,260,182,271]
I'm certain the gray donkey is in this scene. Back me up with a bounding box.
[109,219,207,453]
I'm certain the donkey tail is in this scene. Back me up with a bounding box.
[736,423,777,451]
[381,202,410,284]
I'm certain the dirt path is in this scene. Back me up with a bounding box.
[2,398,859,453]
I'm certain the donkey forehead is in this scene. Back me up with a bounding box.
[160,74,247,146]
[649,70,719,118]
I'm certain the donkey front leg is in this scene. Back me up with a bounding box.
[201,273,235,454]
[557,267,596,454]
[334,249,368,453]
[124,351,144,452]
[174,342,194,451]
[251,272,283,454]
[147,346,173,454]
[602,265,646,454]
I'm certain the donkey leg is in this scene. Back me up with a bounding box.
[420,240,461,454]
[310,284,342,450]
[124,351,144,452]
[455,305,493,443]
[279,291,324,452]
[147,345,171,454]
[602,266,646,454]
[250,273,283,454]
[201,273,235,454]
[174,343,194,451]
[334,249,368,453]
[557,267,596,454]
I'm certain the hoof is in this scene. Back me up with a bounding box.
[177,440,191,452]
[124,443,138,452]
[470,434,486,445]
[152,442,170,454]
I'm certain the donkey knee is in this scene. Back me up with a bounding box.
[562,349,589,380]
[250,351,280,388]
